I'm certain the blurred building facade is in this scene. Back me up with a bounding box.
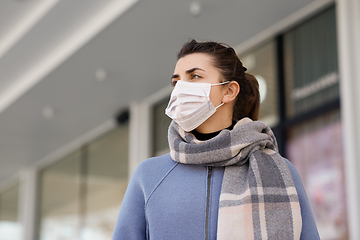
[0,0,359,240]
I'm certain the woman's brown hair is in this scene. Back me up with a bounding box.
[177,39,260,121]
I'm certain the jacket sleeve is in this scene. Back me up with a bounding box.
[285,160,321,240]
[111,164,147,240]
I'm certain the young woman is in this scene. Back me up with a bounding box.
[112,40,320,240]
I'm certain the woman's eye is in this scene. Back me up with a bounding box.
[191,74,202,79]
[172,80,178,87]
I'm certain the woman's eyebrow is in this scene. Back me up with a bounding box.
[171,67,205,80]
[186,67,205,74]
[171,74,179,79]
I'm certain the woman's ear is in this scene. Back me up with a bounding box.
[222,81,240,103]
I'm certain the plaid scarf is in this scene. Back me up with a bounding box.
[168,118,302,239]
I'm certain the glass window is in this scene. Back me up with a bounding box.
[284,6,339,117]
[38,122,129,240]
[152,96,171,156]
[82,124,129,239]
[240,40,279,127]
[286,110,347,239]
[38,151,82,240]
[0,183,21,240]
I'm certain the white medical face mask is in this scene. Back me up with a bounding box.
[165,80,229,132]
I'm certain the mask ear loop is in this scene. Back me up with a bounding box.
[212,81,230,109]
[211,81,230,86]
[215,102,225,110]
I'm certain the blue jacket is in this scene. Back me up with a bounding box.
[112,153,320,240]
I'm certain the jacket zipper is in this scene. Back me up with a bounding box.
[205,166,213,240]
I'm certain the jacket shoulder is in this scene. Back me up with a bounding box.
[131,153,178,197]
[135,153,176,175]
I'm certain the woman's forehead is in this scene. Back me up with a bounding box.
[174,53,214,73]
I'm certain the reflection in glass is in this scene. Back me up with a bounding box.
[153,96,171,156]
[83,125,129,239]
[240,41,279,127]
[38,123,129,240]
[286,110,348,239]
[39,151,82,240]
[0,183,21,240]
[284,6,339,117]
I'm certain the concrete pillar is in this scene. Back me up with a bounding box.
[129,102,151,178]
[18,168,38,240]
[336,0,360,239]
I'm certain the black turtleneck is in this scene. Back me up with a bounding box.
[191,121,236,141]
